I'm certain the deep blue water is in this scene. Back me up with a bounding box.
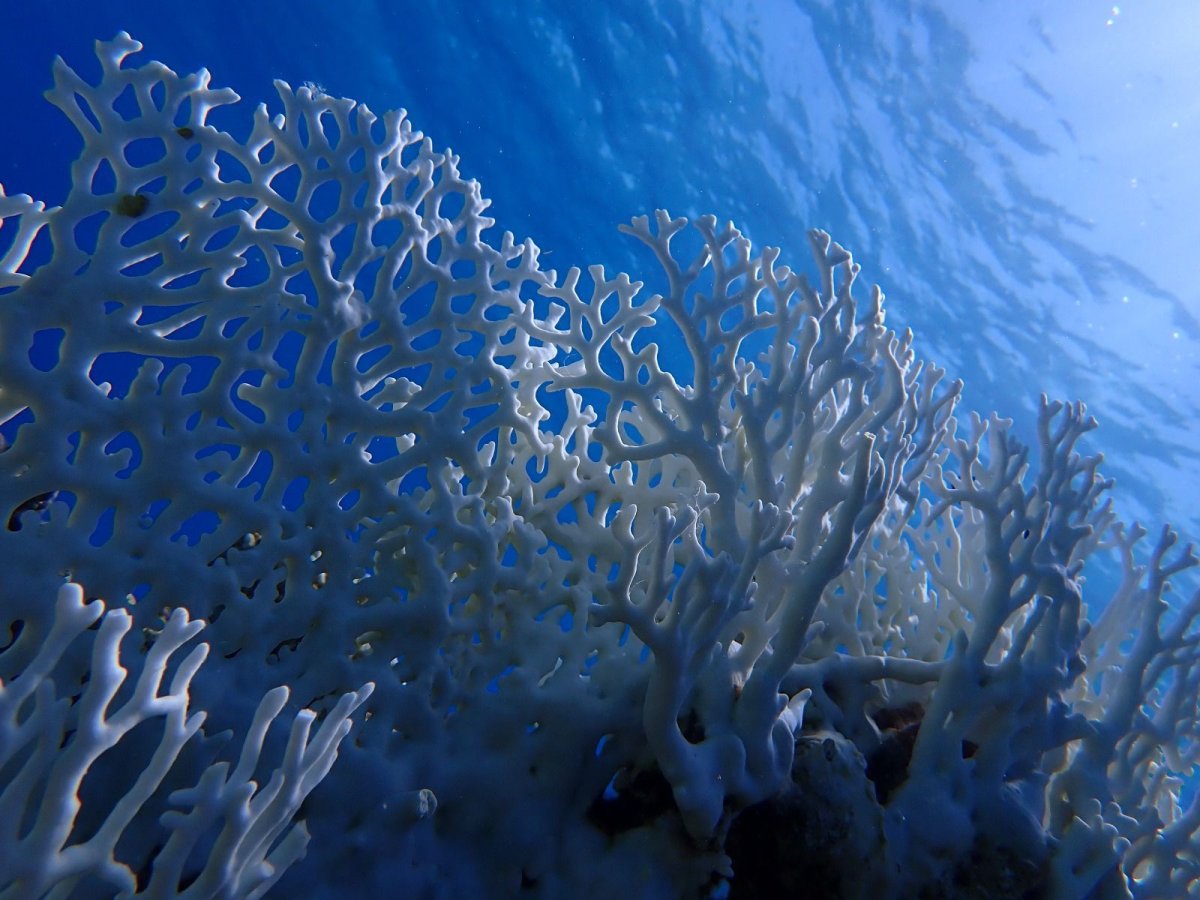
[1,1,1196,546]
[2,2,1199,893]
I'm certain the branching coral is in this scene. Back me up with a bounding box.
[1,34,1198,899]
[0,583,371,897]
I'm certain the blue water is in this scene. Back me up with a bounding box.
[3,0,1194,543]
[3,3,1199,894]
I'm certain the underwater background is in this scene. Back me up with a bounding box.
[1,0,1196,566]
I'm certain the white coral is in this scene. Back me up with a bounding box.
[0,583,371,898]
[0,33,1198,900]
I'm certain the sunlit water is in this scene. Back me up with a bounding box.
[2,1,1196,563]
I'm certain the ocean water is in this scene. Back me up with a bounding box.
[1,1,1198,895]
[2,0,1196,545]
[0,1,1195,542]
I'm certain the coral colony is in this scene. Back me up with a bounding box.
[0,33,1197,899]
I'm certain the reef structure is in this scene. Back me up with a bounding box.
[0,35,1197,899]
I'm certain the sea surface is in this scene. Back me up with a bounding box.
[2,0,1197,555]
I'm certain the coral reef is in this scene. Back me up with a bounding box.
[1,34,1197,898]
